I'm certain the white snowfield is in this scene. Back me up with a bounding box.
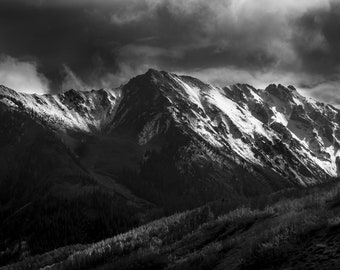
[0,69,339,184]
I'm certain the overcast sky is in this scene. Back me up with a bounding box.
[0,0,339,106]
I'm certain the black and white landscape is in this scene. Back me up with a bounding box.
[1,1,340,269]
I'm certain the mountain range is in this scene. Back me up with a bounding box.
[1,69,340,267]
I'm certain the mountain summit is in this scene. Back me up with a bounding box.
[1,69,339,184]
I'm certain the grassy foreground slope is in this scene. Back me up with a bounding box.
[4,179,340,270]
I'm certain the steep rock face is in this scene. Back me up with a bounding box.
[107,69,174,141]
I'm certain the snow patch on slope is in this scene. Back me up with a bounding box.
[206,86,273,141]
[0,86,122,132]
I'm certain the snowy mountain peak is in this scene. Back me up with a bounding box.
[1,70,340,186]
[0,85,122,132]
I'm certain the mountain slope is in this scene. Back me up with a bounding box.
[6,180,340,270]
[0,91,152,265]
[1,69,340,265]
[1,69,339,186]
[1,69,340,206]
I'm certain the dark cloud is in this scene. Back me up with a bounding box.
[0,0,339,106]
[293,2,340,75]
[0,0,121,92]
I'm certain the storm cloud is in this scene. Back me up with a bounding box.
[0,0,339,105]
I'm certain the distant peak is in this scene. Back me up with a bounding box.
[63,88,111,96]
[126,68,167,85]
[64,88,77,94]
[278,83,296,92]
[69,88,76,92]
[265,83,294,92]
[287,85,297,91]
[146,68,160,73]
[145,68,164,77]
[0,85,20,96]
